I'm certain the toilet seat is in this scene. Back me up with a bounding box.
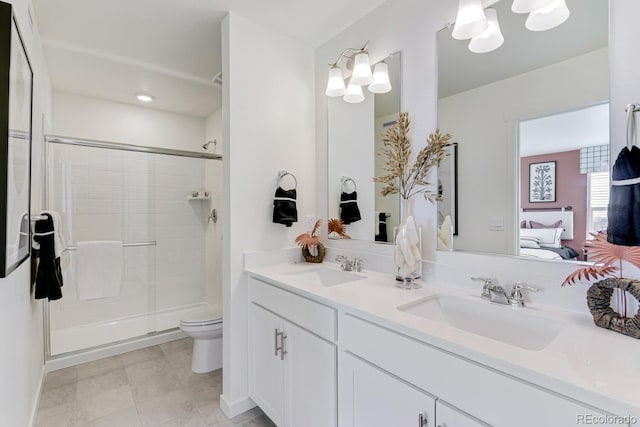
[180,306,222,327]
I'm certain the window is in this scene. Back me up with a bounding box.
[588,171,609,233]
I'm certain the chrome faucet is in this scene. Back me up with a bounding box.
[471,277,539,307]
[335,255,364,272]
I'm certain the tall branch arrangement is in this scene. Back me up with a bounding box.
[373,112,453,201]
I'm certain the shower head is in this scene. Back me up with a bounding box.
[202,140,217,150]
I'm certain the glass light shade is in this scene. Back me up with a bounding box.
[325,66,346,97]
[368,62,392,94]
[451,0,488,40]
[350,52,373,86]
[343,81,365,103]
[526,0,570,31]
[511,0,553,14]
[468,8,504,53]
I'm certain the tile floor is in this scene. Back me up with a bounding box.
[35,338,275,427]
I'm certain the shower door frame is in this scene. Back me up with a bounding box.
[42,134,222,361]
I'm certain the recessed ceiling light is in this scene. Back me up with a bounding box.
[136,94,154,102]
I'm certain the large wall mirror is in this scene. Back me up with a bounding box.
[437,0,609,262]
[328,52,401,243]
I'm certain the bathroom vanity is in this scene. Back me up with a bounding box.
[246,261,640,427]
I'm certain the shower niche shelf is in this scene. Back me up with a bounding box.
[188,191,211,201]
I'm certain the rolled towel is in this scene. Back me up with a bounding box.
[273,187,298,227]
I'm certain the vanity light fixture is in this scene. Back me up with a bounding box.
[468,8,504,53]
[368,61,392,94]
[325,41,392,103]
[452,0,488,40]
[325,66,347,97]
[525,0,570,31]
[350,52,373,86]
[343,81,365,104]
[452,0,570,53]
[136,93,154,102]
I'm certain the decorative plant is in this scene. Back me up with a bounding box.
[562,232,640,286]
[295,220,326,263]
[563,232,640,338]
[373,112,453,201]
[328,218,351,239]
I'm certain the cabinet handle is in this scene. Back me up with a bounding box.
[419,412,427,426]
[280,332,288,360]
[274,329,283,357]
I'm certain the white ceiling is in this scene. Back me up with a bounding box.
[438,0,608,98]
[32,0,387,117]
[519,103,609,157]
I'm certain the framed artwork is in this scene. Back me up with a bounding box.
[0,2,33,277]
[529,161,556,203]
[438,143,458,235]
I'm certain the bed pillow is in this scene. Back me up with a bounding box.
[520,228,563,248]
[530,220,562,229]
[519,237,541,249]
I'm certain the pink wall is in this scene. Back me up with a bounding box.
[521,150,588,260]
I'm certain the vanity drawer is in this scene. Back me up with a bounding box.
[342,313,617,427]
[249,277,337,342]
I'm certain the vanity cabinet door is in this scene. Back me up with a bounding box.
[435,401,488,427]
[340,352,435,427]
[284,320,337,427]
[249,303,285,426]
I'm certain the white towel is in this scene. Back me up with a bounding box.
[76,241,123,301]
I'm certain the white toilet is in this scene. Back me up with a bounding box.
[179,306,223,373]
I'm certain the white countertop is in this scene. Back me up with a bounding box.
[246,261,640,418]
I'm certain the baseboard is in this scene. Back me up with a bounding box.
[220,394,256,419]
[29,363,46,427]
[46,329,187,372]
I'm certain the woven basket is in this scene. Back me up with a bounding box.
[587,278,640,339]
[301,243,326,263]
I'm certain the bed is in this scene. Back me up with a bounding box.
[519,210,579,260]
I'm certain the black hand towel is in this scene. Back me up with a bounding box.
[273,187,298,227]
[375,212,388,242]
[33,214,64,300]
[607,145,640,245]
[339,191,361,224]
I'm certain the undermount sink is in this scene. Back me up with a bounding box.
[398,294,563,351]
[281,267,367,286]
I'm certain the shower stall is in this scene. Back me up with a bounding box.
[43,136,222,357]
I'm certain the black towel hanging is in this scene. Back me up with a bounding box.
[33,213,64,300]
[375,212,388,242]
[339,177,361,224]
[607,104,640,246]
[273,171,298,227]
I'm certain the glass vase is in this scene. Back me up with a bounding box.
[394,198,422,289]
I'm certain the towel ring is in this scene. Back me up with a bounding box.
[341,176,357,192]
[278,170,297,190]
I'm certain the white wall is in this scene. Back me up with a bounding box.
[0,1,51,426]
[221,12,315,417]
[439,49,608,254]
[205,107,223,308]
[51,91,205,152]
